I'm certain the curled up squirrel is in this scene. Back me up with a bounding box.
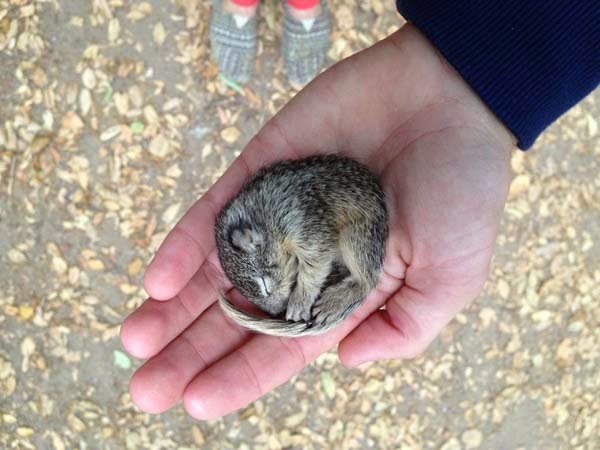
[215,155,388,337]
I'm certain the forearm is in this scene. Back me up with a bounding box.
[397,0,600,149]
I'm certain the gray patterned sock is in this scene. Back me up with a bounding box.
[282,1,331,86]
[209,0,258,83]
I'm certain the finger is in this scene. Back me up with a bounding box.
[128,302,251,414]
[181,289,390,420]
[122,251,228,359]
[338,259,490,367]
[338,287,435,366]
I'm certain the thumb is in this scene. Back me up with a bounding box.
[338,278,483,367]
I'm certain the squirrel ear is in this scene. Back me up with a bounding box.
[230,227,263,253]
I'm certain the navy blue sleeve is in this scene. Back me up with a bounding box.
[396,1,600,149]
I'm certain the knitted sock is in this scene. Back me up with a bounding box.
[282,0,331,86]
[209,0,258,83]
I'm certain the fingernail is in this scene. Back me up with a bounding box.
[184,394,209,420]
[343,356,373,369]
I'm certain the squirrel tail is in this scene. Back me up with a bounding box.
[218,294,335,337]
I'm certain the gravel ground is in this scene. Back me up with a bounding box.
[1,1,598,449]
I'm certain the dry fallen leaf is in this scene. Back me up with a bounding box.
[128,85,144,108]
[81,68,96,90]
[161,203,181,225]
[8,248,27,264]
[191,425,206,445]
[127,258,143,277]
[86,259,105,271]
[153,22,166,46]
[221,126,240,144]
[100,125,122,141]
[148,134,171,158]
[20,336,36,372]
[16,427,35,438]
[51,256,68,275]
[18,305,34,321]
[462,429,483,449]
[108,18,120,42]
[127,2,153,21]
[113,92,129,116]
[79,88,92,116]
[61,111,84,132]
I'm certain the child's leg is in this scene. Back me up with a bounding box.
[282,0,331,86]
[209,0,260,83]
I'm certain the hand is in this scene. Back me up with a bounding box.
[120,24,515,419]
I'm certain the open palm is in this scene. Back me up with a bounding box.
[120,24,515,419]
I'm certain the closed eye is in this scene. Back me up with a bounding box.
[262,278,271,295]
[256,276,271,297]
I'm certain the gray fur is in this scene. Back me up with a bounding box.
[215,154,388,337]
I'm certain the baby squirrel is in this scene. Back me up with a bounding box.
[215,154,388,337]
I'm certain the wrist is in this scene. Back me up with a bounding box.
[406,24,516,149]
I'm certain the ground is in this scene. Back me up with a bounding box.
[0,1,599,449]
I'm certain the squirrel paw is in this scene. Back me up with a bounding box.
[285,290,314,323]
[311,286,347,327]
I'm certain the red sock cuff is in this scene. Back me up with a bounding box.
[287,0,319,10]
[230,0,259,7]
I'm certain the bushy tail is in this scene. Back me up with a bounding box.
[218,294,336,337]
